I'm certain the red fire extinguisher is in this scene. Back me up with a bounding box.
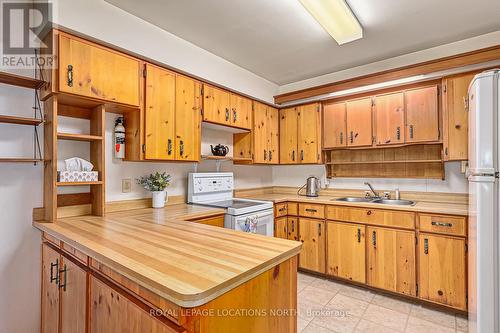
[114,117,125,159]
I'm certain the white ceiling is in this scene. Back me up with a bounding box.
[105,0,500,85]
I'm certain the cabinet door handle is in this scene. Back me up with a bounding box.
[318,223,322,237]
[269,151,272,161]
[340,132,343,144]
[264,149,267,161]
[225,108,230,121]
[59,264,67,291]
[233,109,237,122]
[305,208,317,213]
[167,139,172,155]
[300,150,304,161]
[372,231,377,247]
[350,131,354,143]
[67,65,73,87]
[292,150,295,161]
[291,221,295,232]
[50,259,59,285]
[357,228,361,243]
[431,221,453,227]
[424,238,429,254]
[409,125,414,139]
[396,127,401,141]
[179,140,184,156]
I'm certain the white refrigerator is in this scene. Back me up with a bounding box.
[468,69,500,333]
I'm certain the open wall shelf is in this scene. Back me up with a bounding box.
[0,71,45,89]
[57,133,103,142]
[0,115,43,126]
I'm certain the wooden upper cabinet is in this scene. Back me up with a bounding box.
[252,102,268,163]
[405,86,440,143]
[175,75,201,161]
[267,106,279,164]
[144,64,176,160]
[279,107,298,164]
[203,85,231,125]
[374,92,405,145]
[327,222,366,283]
[418,234,467,310]
[367,227,416,296]
[58,34,141,106]
[230,94,252,130]
[298,218,326,273]
[443,73,474,161]
[298,103,321,163]
[323,102,347,148]
[42,243,60,333]
[346,97,373,147]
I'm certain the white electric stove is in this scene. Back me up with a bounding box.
[188,172,274,236]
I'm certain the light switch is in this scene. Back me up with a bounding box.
[122,179,132,193]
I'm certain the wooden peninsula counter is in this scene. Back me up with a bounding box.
[34,205,302,333]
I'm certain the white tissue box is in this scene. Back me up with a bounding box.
[57,171,98,182]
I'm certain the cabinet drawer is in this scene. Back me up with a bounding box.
[419,214,466,237]
[275,203,288,217]
[287,202,298,216]
[298,203,325,219]
[42,232,61,247]
[326,206,415,229]
[61,242,89,265]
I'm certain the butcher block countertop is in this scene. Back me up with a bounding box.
[238,192,469,216]
[33,204,302,308]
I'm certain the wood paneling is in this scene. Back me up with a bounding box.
[346,97,373,147]
[203,84,231,125]
[298,103,321,163]
[60,257,87,333]
[367,227,416,296]
[298,218,326,273]
[323,102,347,148]
[279,107,298,164]
[327,206,415,229]
[175,75,201,161]
[58,33,140,106]
[442,73,474,160]
[327,222,365,283]
[41,243,60,333]
[374,92,405,145]
[418,234,467,310]
[298,203,325,219]
[405,86,440,143]
[144,64,176,160]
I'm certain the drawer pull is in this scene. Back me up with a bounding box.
[278,207,286,212]
[305,208,317,213]
[424,238,429,254]
[431,221,453,227]
[357,228,361,243]
[50,259,59,285]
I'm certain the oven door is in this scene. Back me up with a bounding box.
[232,209,274,237]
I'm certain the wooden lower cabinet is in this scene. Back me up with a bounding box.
[287,217,299,241]
[41,243,60,333]
[366,227,416,296]
[298,218,325,273]
[275,216,288,239]
[418,233,467,310]
[326,221,365,283]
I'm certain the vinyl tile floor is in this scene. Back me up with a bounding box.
[297,272,468,333]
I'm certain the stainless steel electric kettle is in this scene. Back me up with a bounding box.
[298,176,320,197]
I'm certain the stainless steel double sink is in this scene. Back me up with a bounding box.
[334,197,416,206]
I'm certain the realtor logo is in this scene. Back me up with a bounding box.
[1,0,53,69]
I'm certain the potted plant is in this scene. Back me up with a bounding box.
[136,172,171,208]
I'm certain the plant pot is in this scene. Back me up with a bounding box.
[151,190,167,208]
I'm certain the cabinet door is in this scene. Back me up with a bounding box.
[275,217,288,239]
[144,64,176,160]
[60,256,87,333]
[298,103,321,164]
[406,86,439,143]
[374,92,405,145]
[230,94,252,129]
[287,217,299,241]
[41,243,60,333]
[203,85,231,125]
[327,222,365,283]
[419,234,467,310]
[175,75,201,161]
[323,102,347,148]
[267,107,280,164]
[298,218,326,273]
[443,74,474,160]
[253,102,268,164]
[58,34,140,106]
[346,97,373,147]
[367,227,416,296]
[90,276,176,333]
[279,107,298,164]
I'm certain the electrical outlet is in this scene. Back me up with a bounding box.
[122,179,132,193]
[461,161,468,174]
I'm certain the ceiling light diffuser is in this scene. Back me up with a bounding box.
[299,0,363,45]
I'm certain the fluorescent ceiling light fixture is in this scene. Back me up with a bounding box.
[299,0,363,45]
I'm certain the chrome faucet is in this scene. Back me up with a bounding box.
[364,182,380,199]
